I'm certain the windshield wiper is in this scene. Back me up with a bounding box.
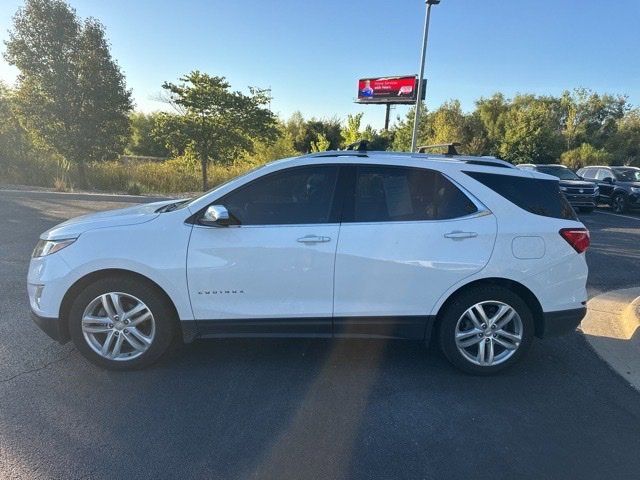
[156,200,189,213]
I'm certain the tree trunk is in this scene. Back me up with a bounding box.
[77,161,88,189]
[201,155,208,191]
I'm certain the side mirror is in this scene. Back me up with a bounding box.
[201,205,230,227]
[603,177,614,184]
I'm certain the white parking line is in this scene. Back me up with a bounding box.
[593,210,640,222]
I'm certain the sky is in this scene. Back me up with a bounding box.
[1,0,639,130]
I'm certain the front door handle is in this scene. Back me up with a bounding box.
[444,231,478,240]
[297,235,331,244]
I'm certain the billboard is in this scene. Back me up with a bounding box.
[356,75,421,104]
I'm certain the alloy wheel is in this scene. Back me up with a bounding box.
[454,300,523,367]
[613,195,625,214]
[81,292,156,361]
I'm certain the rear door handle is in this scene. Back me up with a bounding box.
[444,231,478,240]
[297,235,331,244]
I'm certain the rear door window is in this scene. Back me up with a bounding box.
[464,171,577,220]
[580,168,596,179]
[595,169,612,181]
[346,166,478,223]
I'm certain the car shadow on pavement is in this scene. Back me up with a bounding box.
[3,333,640,479]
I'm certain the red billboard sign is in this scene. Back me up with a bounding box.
[356,75,419,104]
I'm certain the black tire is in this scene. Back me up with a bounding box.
[611,193,627,214]
[68,275,177,370]
[578,207,594,213]
[438,285,534,375]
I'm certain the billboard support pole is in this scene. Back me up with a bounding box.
[384,104,391,131]
[410,0,437,152]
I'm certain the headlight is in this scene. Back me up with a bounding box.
[559,186,568,192]
[631,187,640,194]
[32,238,76,258]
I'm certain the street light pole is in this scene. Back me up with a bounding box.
[410,0,439,152]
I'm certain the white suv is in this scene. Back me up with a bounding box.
[28,151,589,374]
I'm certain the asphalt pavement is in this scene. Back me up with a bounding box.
[1,189,639,480]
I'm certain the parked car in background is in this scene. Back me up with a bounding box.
[28,150,589,375]
[577,166,640,213]
[518,164,598,213]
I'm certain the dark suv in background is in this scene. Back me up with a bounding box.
[518,164,598,212]
[577,166,640,213]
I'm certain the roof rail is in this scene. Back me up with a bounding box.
[303,150,368,158]
[418,142,461,155]
[344,139,369,152]
[301,149,514,167]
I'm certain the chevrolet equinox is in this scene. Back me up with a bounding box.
[28,151,589,374]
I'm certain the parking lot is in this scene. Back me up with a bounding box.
[1,189,639,479]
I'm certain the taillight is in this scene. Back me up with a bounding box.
[559,228,590,253]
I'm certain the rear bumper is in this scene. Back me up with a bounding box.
[31,311,69,344]
[538,306,587,338]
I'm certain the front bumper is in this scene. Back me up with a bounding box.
[31,311,69,344]
[538,306,587,338]
[564,194,597,208]
[629,193,640,209]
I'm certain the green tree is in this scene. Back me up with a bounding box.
[249,125,298,164]
[463,111,490,156]
[157,71,278,190]
[391,105,428,151]
[560,88,627,150]
[310,133,330,152]
[366,129,394,151]
[475,93,508,156]
[391,100,489,155]
[499,95,564,164]
[341,113,367,146]
[426,100,467,146]
[0,83,29,175]
[560,143,613,169]
[340,112,394,150]
[126,112,170,157]
[4,0,132,187]
[606,109,640,166]
[284,113,342,153]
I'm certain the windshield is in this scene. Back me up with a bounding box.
[613,168,640,182]
[536,166,581,180]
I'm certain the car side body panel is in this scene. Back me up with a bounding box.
[27,152,589,348]
[333,212,497,318]
[434,168,588,316]
[27,212,194,322]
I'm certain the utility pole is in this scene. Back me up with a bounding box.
[384,104,392,131]
[410,0,440,152]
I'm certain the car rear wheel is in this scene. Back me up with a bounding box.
[438,286,534,375]
[68,275,176,370]
[612,194,627,214]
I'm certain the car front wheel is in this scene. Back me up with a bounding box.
[68,275,176,370]
[612,194,627,214]
[438,286,534,375]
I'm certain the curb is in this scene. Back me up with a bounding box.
[580,287,640,391]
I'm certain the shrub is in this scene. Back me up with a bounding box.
[84,155,258,194]
[53,176,71,192]
[126,181,142,195]
[560,143,613,169]
[2,149,265,194]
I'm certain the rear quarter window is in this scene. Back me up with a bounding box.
[464,171,577,220]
